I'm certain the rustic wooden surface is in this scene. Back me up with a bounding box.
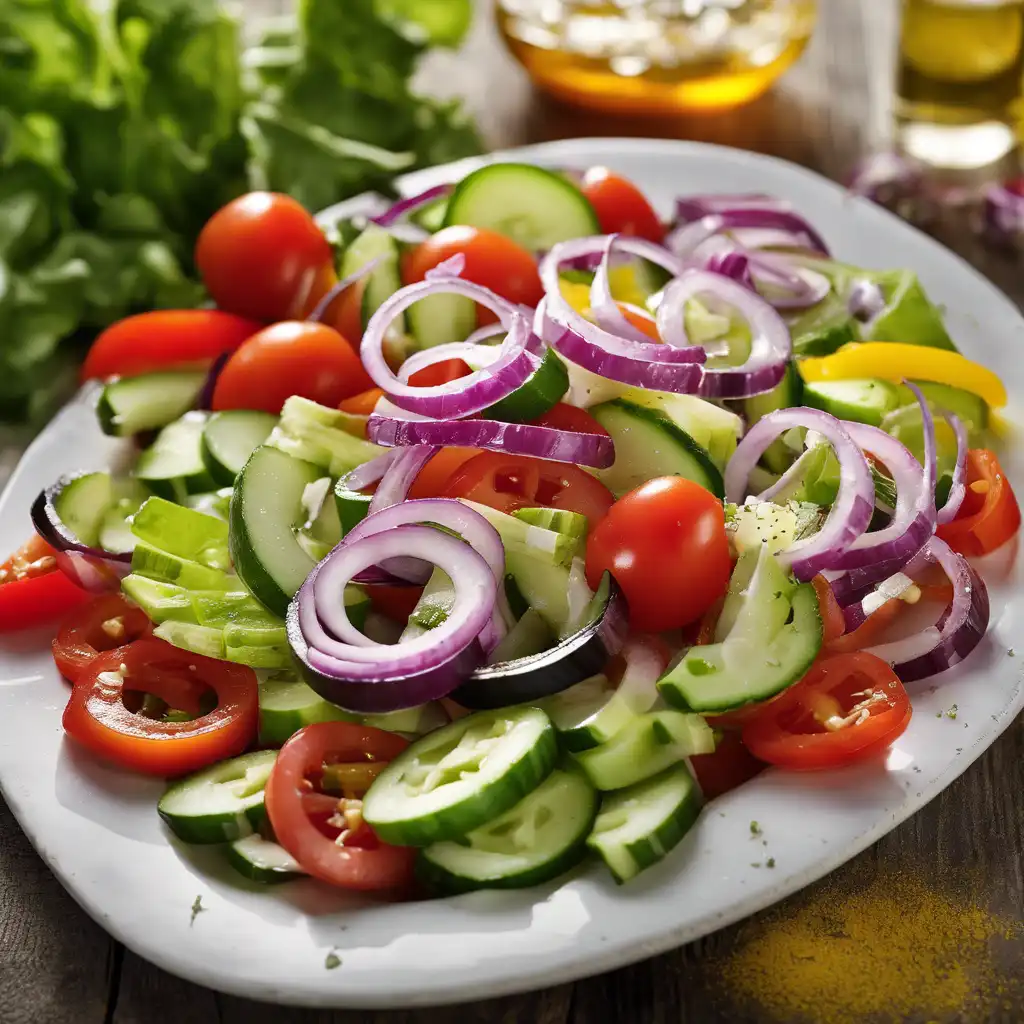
[2,1,1023,1022]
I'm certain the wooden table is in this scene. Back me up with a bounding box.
[2,2,1023,1021]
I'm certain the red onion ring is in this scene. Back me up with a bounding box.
[937,413,969,526]
[371,184,451,228]
[368,445,439,515]
[307,257,384,325]
[668,199,830,258]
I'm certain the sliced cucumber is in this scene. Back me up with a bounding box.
[134,412,215,501]
[417,766,598,895]
[587,763,702,884]
[512,506,589,544]
[727,500,825,557]
[400,566,456,642]
[190,590,281,629]
[362,705,557,847]
[459,499,580,566]
[130,496,231,571]
[225,834,304,884]
[340,224,404,329]
[589,398,723,499]
[406,291,477,350]
[98,483,150,554]
[52,471,114,547]
[230,445,322,616]
[201,410,277,486]
[484,348,569,423]
[572,710,715,792]
[444,163,599,250]
[268,396,384,476]
[130,541,231,591]
[97,370,206,437]
[896,380,989,438]
[361,701,450,738]
[184,487,233,523]
[487,607,553,664]
[157,750,277,844]
[742,362,804,474]
[223,623,291,670]
[804,378,903,427]
[259,674,352,745]
[121,575,197,625]
[410,194,448,232]
[504,551,572,636]
[334,474,374,535]
[153,620,226,659]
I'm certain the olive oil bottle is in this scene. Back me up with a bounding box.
[897,0,1024,170]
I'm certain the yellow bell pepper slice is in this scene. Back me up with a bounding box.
[800,342,1007,409]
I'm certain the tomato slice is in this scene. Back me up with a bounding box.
[532,403,611,437]
[52,594,152,684]
[444,451,615,520]
[812,575,846,646]
[407,359,472,387]
[62,638,259,776]
[0,536,88,632]
[741,652,912,771]
[689,731,767,800]
[936,448,1021,557]
[338,388,384,416]
[407,447,484,499]
[580,168,665,243]
[367,584,425,624]
[265,722,416,892]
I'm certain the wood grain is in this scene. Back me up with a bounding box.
[2,1,1023,1021]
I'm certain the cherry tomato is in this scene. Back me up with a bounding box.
[316,274,367,347]
[532,403,611,437]
[62,638,258,776]
[212,321,374,414]
[339,388,384,416]
[811,575,846,646]
[586,476,730,632]
[742,652,912,771]
[0,536,87,632]
[196,192,333,322]
[937,449,1021,557]
[689,731,767,800]
[444,452,615,521]
[81,310,262,382]
[407,358,472,387]
[52,594,152,685]
[581,168,664,243]
[403,227,544,325]
[407,447,484,500]
[367,584,425,625]
[265,722,416,892]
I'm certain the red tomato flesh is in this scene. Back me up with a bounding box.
[52,593,152,685]
[936,448,1021,557]
[581,168,664,243]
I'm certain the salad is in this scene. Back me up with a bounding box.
[4,162,1020,897]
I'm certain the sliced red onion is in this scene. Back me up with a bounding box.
[340,449,399,493]
[362,277,536,417]
[937,413,968,526]
[31,478,131,594]
[865,538,989,683]
[725,408,874,581]
[847,278,886,322]
[367,410,615,468]
[656,269,791,398]
[841,571,917,633]
[705,249,755,290]
[368,445,439,515]
[904,381,937,498]
[196,351,230,411]
[674,193,779,223]
[371,184,451,228]
[698,237,829,310]
[307,257,383,325]
[669,201,830,257]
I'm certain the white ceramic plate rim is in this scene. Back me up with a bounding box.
[1,138,1023,1010]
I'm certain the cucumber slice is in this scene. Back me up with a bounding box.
[742,362,804,474]
[895,380,988,438]
[416,766,598,895]
[484,348,569,423]
[727,500,826,557]
[201,410,277,486]
[881,402,964,481]
[572,710,715,792]
[157,750,277,844]
[804,378,903,427]
[134,412,215,501]
[459,499,580,566]
[512,506,589,544]
[120,575,197,625]
[503,551,571,636]
[362,701,450,737]
[153,620,226,659]
[98,484,150,554]
[340,224,404,329]
[589,398,723,499]
[406,292,477,350]
[97,370,206,437]
[130,496,231,571]
[658,546,822,713]
[230,445,322,616]
[223,623,291,670]
[587,763,702,884]
[190,590,281,629]
[444,163,599,250]
[400,566,456,642]
[334,474,373,535]
[362,705,557,846]
[487,607,553,663]
[184,488,233,522]
[268,396,384,475]
[130,541,231,591]
[225,834,304,884]
[259,675,355,746]
[52,471,114,547]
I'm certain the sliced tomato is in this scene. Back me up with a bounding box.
[407,447,483,499]
[407,359,472,387]
[339,388,384,416]
[62,638,258,776]
[265,722,416,892]
[937,448,1021,557]
[581,168,664,243]
[81,310,262,382]
[689,731,767,800]
[52,593,152,684]
[826,583,953,655]
[0,536,87,632]
[444,451,615,520]
[812,575,846,646]
[367,584,425,624]
[741,652,912,771]
[532,403,611,437]
[315,274,368,348]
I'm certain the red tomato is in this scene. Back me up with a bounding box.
[741,652,911,771]
[196,192,333,322]
[407,359,472,387]
[81,310,262,382]
[0,536,87,632]
[314,273,367,348]
[403,227,544,325]
[937,449,1021,557]
[52,594,152,684]
[444,452,615,521]
[532,403,610,437]
[811,575,846,646]
[368,584,425,624]
[581,168,664,243]
[212,321,374,414]
[62,638,258,776]
[265,722,416,892]
[407,447,483,499]
[689,731,767,800]
[585,477,730,632]
[339,388,384,416]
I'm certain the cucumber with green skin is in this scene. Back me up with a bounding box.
[226,835,304,884]
[201,410,277,486]
[134,412,216,501]
[98,370,206,437]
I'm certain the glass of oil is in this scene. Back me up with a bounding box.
[897,0,1024,171]
[495,1,819,115]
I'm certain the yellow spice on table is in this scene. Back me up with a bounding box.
[712,871,1020,1024]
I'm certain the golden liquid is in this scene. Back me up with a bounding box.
[496,0,818,115]
[896,0,1024,168]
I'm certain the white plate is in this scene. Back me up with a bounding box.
[2,139,1023,1010]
